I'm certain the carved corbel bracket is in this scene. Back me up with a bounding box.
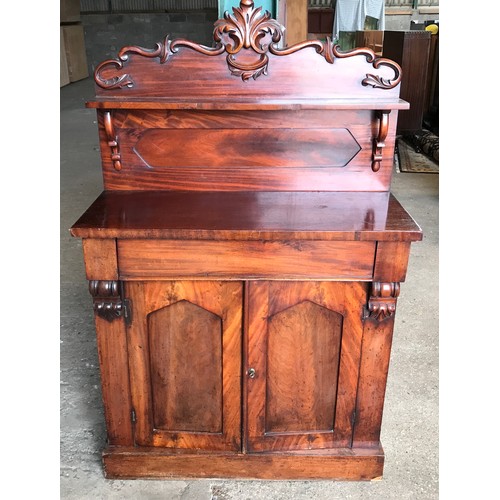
[371,110,390,172]
[103,111,122,171]
[89,280,130,323]
[366,282,400,321]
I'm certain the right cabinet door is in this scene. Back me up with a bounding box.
[245,281,368,452]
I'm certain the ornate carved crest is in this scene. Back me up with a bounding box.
[95,0,401,87]
[213,0,284,80]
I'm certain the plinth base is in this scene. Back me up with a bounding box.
[102,445,385,480]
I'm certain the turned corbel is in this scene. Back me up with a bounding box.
[365,282,400,321]
[103,111,122,171]
[371,110,390,172]
[89,280,131,324]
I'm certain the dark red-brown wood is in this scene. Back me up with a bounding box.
[70,191,422,242]
[94,108,399,192]
[245,281,367,452]
[102,445,385,480]
[70,0,422,481]
[125,281,242,451]
[382,30,431,134]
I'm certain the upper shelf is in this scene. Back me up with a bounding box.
[90,0,406,106]
[86,98,410,111]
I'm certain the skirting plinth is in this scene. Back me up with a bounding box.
[102,446,385,480]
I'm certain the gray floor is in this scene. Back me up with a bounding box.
[60,77,439,499]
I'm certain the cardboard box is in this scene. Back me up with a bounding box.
[60,27,70,87]
[62,24,89,83]
[60,0,80,23]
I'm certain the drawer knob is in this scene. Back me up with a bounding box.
[247,368,256,379]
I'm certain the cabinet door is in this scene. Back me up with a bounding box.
[125,281,242,451]
[245,281,367,452]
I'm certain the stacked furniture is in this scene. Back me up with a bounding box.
[382,30,431,135]
[71,0,422,480]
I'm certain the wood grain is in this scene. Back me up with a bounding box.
[353,313,397,447]
[70,191,422,242]
[82,238,118,280]
[93,312,134,446]
[92,44,402,101]
[95,108,398,192]
[373,241,411,282]
[246,281,368,451]
[69,0,422,480]
[102,445,385,480]
[125,280,242,451]
[148,300,222,433]
[132,127,361,169]
[266,300,342,433]
[117,240,376,280]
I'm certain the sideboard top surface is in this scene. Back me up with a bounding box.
[70,191,422,242]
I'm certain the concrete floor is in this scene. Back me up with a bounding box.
[60,77,439,499]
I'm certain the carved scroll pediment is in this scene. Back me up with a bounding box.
[95,0,401,88]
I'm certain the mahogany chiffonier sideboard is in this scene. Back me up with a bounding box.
[70,0,422,480]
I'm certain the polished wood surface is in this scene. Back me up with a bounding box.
[130,127,361,168]
[266,301,341,433]
[245,282,366,452]
[93,108,398,192]
[70,191,422,242]
[70,0,422,481]
[125,281,242,451]
[148,300,223,433]
[92,46,401,101]
[117,239,376,280]
[86,98,409,110]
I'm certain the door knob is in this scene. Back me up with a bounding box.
[247,368,256,379]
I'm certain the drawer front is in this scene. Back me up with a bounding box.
[117,240,376,280]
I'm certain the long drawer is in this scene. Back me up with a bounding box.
[117,239,376,280]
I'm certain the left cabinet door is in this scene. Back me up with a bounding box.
[125,280,243,451]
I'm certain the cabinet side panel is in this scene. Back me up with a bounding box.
[94,314,134,445]
[353,316,396,447]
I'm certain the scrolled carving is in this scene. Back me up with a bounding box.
[366,282,400,321]
[93,0,402,87]
[371,110,390,172]
[89,280,124,322]
[103,111,122,171]
[95,36,174,89]
[213,0,284,81]
[362,57,402,89]
[319,42,402,89]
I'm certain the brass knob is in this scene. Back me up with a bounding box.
[247,368,256,379]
